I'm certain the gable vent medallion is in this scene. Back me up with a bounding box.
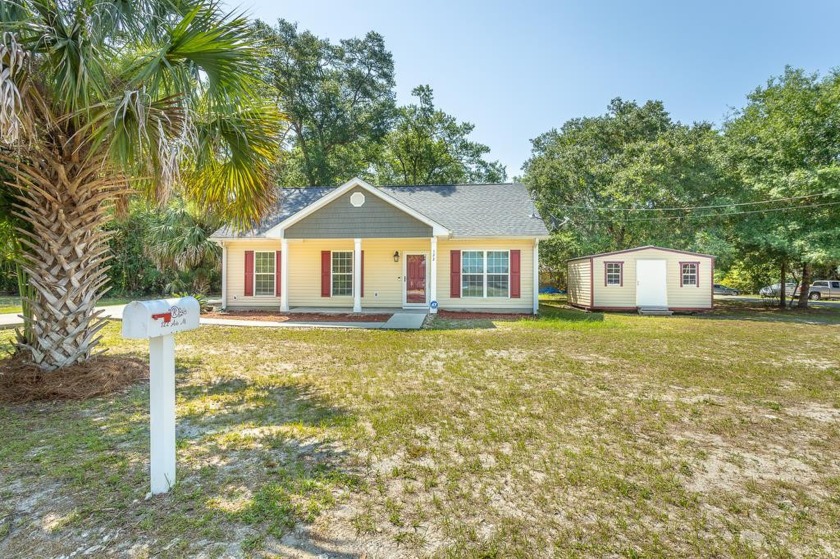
[350,192,366,207]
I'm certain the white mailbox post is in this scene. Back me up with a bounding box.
[122,297,200,495]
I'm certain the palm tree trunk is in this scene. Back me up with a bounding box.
[5,142,124,371]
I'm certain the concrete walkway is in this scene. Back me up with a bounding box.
[382,311,428,330]
[0,305,429,331]
[0,304,128,330]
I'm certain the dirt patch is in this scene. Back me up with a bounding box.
[677,432,819,494]
[786,403,840,423]
[436,310,532,321]
[0,354,147,403]
[203,310,391,323]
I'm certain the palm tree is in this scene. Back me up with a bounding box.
[0,1,279,370]
[144,200,222,294]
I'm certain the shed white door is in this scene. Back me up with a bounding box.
[636,260,668,307]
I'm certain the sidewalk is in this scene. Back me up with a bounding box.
[0,304,128,330]
[1,306,428,330]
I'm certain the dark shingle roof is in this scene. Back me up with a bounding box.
[211,183,549,239]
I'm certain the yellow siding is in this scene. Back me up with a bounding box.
[225,240,282,308]
[286,238,430,308]
[567,259,591,307]
[437,239,535,312]
[591,248,713,309]
[224,237,538,312]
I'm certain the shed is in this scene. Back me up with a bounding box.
[567,246,715,312]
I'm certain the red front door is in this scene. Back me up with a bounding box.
[406,254,427,304]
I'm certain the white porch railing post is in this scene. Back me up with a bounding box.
[281,238,289,312]
[429,237,438,313]
[353,238,362,312]
[533,239,540,315]
[220,242,227,310]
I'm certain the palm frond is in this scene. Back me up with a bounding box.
[183,99,281,228]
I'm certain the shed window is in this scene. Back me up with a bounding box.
[681,262,699,287]
[254,252,276,296]
[462,250,509,298]
[332,251,353,296]
[605,262,623,286]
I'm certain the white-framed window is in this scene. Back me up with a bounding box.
[462,250,509,298]
[681,262,698,287]
[332,251,353,296]
[605,262,622,286]
[254,251,276,296]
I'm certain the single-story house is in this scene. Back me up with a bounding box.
[567,246,715,312]
[210,178,549,314]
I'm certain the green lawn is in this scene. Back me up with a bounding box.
[1,301,839,557]
[0,296,23,314]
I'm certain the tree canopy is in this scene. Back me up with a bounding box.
[722,67,840,304]
[256,19,396,186]
[374,85,506,185]
[256,21,506,186]
[523,98,731,264]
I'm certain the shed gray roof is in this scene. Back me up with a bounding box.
[212,183,549,239]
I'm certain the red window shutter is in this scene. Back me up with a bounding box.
[361,251,365,298]
[244,251,254,296]
[275,251,282,296]
[696,263,700,287]
[450,250,461,298]
[321,251,331,297]
[510,250,521,298]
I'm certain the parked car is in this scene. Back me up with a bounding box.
[713,284,739,296]
[759,283,797,297]
[793,280,840,300]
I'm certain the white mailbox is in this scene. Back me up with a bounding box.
[122,297,200,339]
[122,296,200,495]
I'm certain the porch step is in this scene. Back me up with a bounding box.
[382,311,428,330]
[638,306,673,316]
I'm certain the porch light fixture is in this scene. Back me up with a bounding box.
[393,251,400,262]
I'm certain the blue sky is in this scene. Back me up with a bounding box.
[230,0,840,178]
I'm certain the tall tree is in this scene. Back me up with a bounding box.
[256,19,396,186]
[0,1,279,370]
[523,98,731,274]
[374,85,507,185]
[723,67,840,308]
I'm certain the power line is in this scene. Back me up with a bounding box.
[549,190,838,212]
[573,200,840,224]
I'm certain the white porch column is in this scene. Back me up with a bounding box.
[533,239,540,315]
[220,242,227,310]
[429,237,438,313]
[353,238,362,312]
[280,238,289,312]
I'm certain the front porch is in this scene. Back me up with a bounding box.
[279,237,439,314]
[288,306,428,315]
[221,237,440,314]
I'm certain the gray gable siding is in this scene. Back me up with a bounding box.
[284,187,433,239]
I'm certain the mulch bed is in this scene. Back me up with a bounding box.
[0,354,148,404]
[203,310,391,323]
[436,310,532,321]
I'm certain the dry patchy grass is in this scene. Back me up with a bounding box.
[1,302,839,558]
